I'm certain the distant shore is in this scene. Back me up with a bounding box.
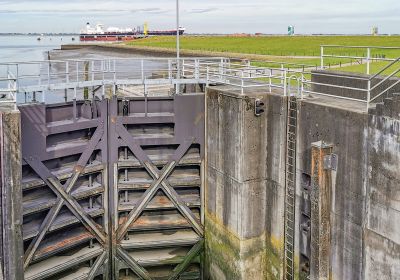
[61,43,299,61]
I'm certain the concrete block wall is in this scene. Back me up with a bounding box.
[364,95,400,280]
[311,70,400,102]
[205,88,287,280]
[205,81,400,279]
[297,98,368,279]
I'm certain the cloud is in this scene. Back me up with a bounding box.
[187,8,218,14]
[0,0,399,34]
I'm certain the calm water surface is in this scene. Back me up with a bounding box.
[0,35,162,103]
[0,35,77,63]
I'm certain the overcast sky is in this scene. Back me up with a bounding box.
[0,0,399,34]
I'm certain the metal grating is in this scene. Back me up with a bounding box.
[19,94,205,279]
[284,96,298,280]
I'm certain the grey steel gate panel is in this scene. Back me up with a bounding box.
[19,100,109,280]
[108,94,205,280]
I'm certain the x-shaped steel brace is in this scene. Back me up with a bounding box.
[23,123,107,271]
[168,239,204,280]
[115,123,204,240]
[114,123,204,279]
[116,240,204,280]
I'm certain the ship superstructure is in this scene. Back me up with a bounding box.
[80,22,185,42]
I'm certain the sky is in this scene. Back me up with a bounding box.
[0,0,399,34]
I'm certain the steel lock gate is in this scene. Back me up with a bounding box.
[19,94,205,280]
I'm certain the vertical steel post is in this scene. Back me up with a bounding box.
[241,70,244,95]
[92,61,95,81]
[168,59,172,81]
[66,61,69,83]
[141,60,144,82]
[176,0,180,94]
[283,70,288,96]
[76,61,79,83]
[367,47,371,75]
[84,61,89,100]
[47,62,50,88]
[269,69,272,93]
[15,65,19,103]
[206,66,209,87]
[367,79,371,110]
[321,46,324,69]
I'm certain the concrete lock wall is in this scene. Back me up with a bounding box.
[205,76,400,280]
[205,88,287,280]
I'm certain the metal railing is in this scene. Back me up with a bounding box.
[321,45,400,74]
[0,70,17,103]
[0,56,399,111]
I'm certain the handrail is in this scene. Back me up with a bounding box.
[370,79,400,103]
[1,56,399,110]
[321,45,400,50]
[370,57,400,80]
[370,67,400,91]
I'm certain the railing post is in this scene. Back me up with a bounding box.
[195,59,200,80]
[168,59,172,81]
[15,65,19,102]
[321,46,324,69]
[92,61,95,81]
[300,73,305,100]
[206,66,209,87]
[141,59,144,82]
[283,70,288,96]
[367,47,371,75]
[113,59,116,81]
[66,61,69,83]
[367,79,371,111]
[241,70,244,95]
[269,69,272,93]
[47,62,50,88]
[219,58,224,77]
[76,61,79,83]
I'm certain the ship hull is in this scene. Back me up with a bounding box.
[80,34,140,42]
[80,30,185,42]
[147,30,185,36]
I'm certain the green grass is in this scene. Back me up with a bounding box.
[127,35,400,58]
[125,35,400,75]
[333,61,400,77]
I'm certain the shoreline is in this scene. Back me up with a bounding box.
[61,43,318,62]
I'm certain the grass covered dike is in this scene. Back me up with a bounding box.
[125,35,400,75]
[127,35,400,57]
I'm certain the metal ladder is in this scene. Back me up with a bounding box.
[284,95,298,280]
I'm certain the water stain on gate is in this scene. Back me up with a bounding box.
[19,94,205,279]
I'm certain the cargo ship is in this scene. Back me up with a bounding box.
[80,23,185,42]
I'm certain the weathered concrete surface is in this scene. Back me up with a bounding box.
[0,104,24,280]
[297,96,368,280]
[205,79,399,280]
[205,87,287,280]
[364,95,400,280]
[311,70,400,102]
